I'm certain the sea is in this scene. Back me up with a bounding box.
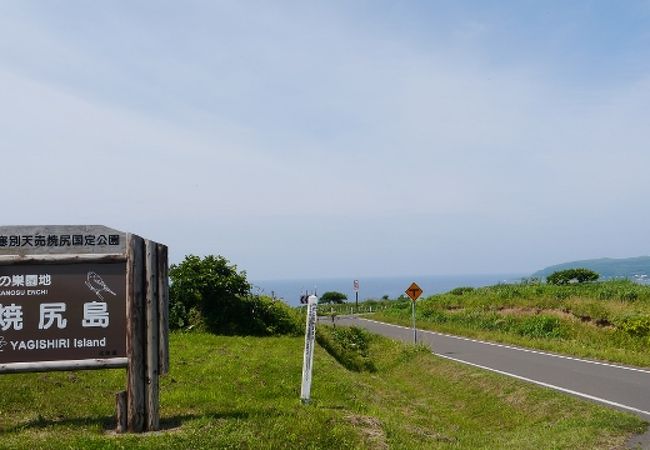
[252,273,526,306]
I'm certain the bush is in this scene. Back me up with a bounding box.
[547,268,599,285]
[169,254,250,331]
[516,315,566,339]
[597,287,616,300]
[621,290,639,301]
[449,286,475,296]
[618,315,650,337]
[319,291,348,304]
[169,254,300,335]
[241,295,302,336]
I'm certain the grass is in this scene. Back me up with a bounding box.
[0,330,645,449]
[365,280,650,367]
[316,325,377,372]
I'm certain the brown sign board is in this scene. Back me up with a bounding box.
[0,225,126,256]
[0,225,169,433]
[0,262,126,364]
[0,225,130,372]
[405,282,423,301]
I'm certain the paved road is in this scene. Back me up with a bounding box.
[335,316,650,418]
[330,315,650,440]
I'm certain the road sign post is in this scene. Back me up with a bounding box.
[353,280,359,314]
[412,301,416,343]
[405,282,423,344]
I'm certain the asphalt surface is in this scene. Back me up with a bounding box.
[328,315,650,448]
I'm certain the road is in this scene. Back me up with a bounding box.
[331,315,650,447]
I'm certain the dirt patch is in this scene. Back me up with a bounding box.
[345,414,388,450]
[497,308,614,328]
[498,307,538,316]
[104,425,184,437]
[498,307,572,319]
[625,426,650,449]
[544,309,576,321]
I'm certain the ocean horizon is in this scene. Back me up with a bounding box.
[252,273,526,306]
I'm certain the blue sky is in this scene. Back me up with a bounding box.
[1,1,649,279]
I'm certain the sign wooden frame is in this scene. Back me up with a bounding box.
[0,226,169,433]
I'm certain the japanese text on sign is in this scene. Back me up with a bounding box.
[0,234,120,248]
[0,301,110,331]
[0,263,126,364]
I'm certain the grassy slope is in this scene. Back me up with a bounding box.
[0,331,645,449]
[369,280,650,367]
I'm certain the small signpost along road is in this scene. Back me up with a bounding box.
[405,282,423,343]
[300,295,318,404]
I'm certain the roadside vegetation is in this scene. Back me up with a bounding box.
[2,255,645,448]
[0,331,644,449]
[368,279,650,367]
[169,254,302,336]
[316,325,377,372]
[319,291,348,304]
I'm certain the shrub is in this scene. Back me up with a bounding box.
[169,254,300,335]
[621,290,639,301]
[618,315,650,337]
[516,315,566,339]
[547,268,599,285]
[169,254,250,330]
[597,288,616,300]
[243,295,302,336]
[553,290,571,300]
[449,286,475,296]
[420,308,447,322]
[319,291,348,304]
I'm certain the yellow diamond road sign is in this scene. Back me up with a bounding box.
[405,282,423,301]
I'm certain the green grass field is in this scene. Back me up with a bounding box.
[357,280,650,367]
[0,330,645,449]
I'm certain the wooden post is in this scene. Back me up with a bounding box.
[157,243,169,375]
[145,240,160,431]
[126,234,146,432]
[115,391,127,433]
[120,235,168,433]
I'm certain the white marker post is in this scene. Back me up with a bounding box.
[300,295,318,404]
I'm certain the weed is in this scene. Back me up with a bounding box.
[316,326,377,372]
[367,279,650,367]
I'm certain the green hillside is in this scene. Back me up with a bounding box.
[0,331,645,449]
[370,279,650,367]
[532,256,650,280]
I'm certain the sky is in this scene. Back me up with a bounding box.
[1,1,650,280]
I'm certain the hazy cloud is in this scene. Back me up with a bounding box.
[1,1,649,278]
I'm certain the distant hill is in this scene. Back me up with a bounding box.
[532,256,650,280]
